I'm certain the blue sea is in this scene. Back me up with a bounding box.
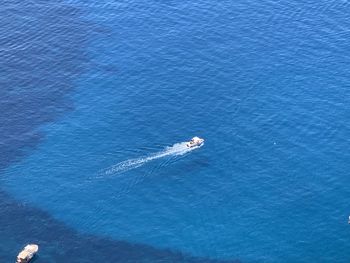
[1,0,350,262]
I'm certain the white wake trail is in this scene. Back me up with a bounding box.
[99,142,202,177]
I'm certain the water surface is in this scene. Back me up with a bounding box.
[1,0,350,262]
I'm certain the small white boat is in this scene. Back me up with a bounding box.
[16,244,38,263]
[186,136,204,148]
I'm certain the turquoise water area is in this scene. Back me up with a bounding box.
[2,0,350,262]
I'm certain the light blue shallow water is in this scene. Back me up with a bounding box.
[1,0,350,262]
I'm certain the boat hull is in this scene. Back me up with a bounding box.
[16,244,38,263]
[186,138,204,148]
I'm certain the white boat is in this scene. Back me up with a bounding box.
[186,136,204,148]
[16,244,38,263]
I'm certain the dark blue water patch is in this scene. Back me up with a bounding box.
[0,190,241,263]
[0,0,90,170]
